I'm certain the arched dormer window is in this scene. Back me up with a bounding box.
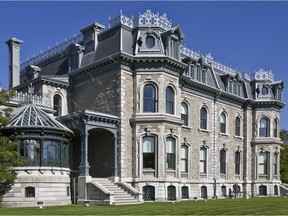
[273,119,278,138]
[143,84,157,112]
[259,118,269,137]
[53,94,62,117]
[165,86,174,115]
[181,102,188,126]
[220,112,227,133]
[66,43,85,72]
[235,116,241,136]
[200,107,208,130]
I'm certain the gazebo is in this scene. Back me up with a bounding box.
[0,103,74,208]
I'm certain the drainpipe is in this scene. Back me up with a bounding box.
[213,92,221,196]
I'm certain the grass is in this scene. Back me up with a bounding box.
[0,197,288,215]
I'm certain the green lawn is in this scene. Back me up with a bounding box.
[0,197,288,215]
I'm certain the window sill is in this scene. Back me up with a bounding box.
[143,169,155,172]
[219,132,229,137]
[181,125,192,130]
[198,128,211,134]
[234,135,244,140]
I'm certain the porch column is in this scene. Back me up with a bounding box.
[79,122,90,176]
[113,132,118,177]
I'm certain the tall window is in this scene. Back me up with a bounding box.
[220,113,227,133]
[200,107,207,130]
[180,145,188,173]
[53,94,62,117]
[181,186,189,199]
[201,186,207,198]
[43,140,60,166]
[273,153,278,175]
[181,103,188,126]
[259,152,268,175]
[143,136,156,169]
[220,149,226,174]
[165,87,175,114]
[166,138,175,170]
[200,147,207,174]
[259,118,269,137]
[202,69,206,83]
[235,151,241,175]
[143,84,157,112]
[273,119,278,138]
[235,117,241,136]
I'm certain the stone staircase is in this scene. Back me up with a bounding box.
[280,183,288,195]
[86,178,143,205]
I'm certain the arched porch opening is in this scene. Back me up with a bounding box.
[88,128,114,178]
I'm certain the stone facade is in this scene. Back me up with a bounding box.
[2,10,285,207]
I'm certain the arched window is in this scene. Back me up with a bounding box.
[181,103,188,126]
[143,136,156,169]
[200,107,207,130]
[235,117,241,136]
[143,186,155,201]
[53,94,62,117]
[167,185,176,200]
[181,186,189,199]
[220,113,226,133]
[180,145,188,173]
[259,118,269,137]
[165,87,174,114]
[220,149,226,174]
[143,84,157,112]
[273,119,278,138]
[259,152,269,175]
[166,137,175,170]
[25,187,35,197]
[235,151,241,175]
[200,147,207,174]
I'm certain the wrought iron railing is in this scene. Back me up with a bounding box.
[20,34,83,71]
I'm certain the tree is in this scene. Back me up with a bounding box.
[280,129,288,183]
[0,89,25,198]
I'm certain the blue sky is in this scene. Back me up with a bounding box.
[0,1,287,129]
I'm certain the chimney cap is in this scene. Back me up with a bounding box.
[80,22,105,34]
[5,37,23,45]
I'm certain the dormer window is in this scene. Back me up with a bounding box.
[261,86,269,95]
[145,35,155,49]
[66,43,85,72]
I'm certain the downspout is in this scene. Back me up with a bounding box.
[213,91,221,197]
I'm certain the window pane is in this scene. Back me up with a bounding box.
[143,136,155,169]
[166,138,175,153]
[181,103,188,126]
[144,85,156,112]
[143,137,155,153]
[200,108,207,129]
[166,87,174,114]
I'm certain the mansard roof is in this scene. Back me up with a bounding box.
[7,104,73,133]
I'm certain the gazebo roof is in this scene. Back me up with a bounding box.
[7,104,73,133]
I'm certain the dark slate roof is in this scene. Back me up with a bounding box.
[7,104,73,133]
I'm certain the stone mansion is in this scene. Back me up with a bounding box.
[0,10,285,207]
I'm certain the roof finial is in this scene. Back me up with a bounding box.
[28,83,34,95]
